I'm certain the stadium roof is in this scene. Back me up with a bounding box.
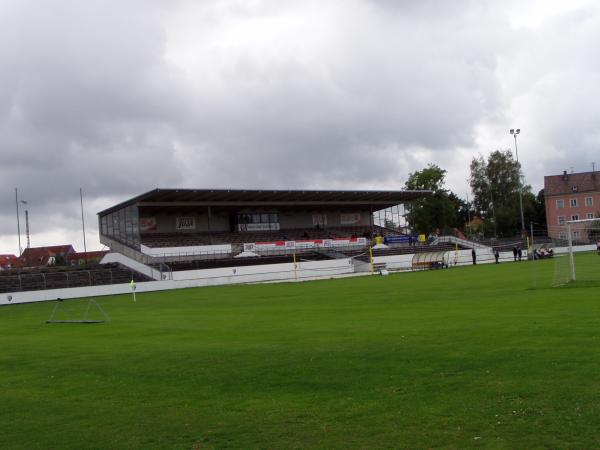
[98,188,432,215]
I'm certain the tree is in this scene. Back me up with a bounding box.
[469,150,534,237]
[383,218,397,230]
[405,164,462,234]
[533,189,547,228]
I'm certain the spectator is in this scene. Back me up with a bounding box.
[597,241,600,255]
[471,248,477,265]
[517,247,522,261]
[512,246,518,261]
[494,249,499,264]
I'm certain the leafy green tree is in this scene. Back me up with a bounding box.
[533,189,547,227]
[469,150,534,237]
[384,218,397,230]
[405,164,462,234]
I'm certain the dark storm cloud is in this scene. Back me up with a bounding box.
[0,0,598,252]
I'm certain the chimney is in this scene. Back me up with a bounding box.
[562,170,568,180]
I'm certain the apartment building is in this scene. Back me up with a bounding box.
[544,170,600,240]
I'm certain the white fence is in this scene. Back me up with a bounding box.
[1,258,354,306]
[2,243,596,307]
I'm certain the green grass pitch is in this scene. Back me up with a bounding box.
[1,253,599,449]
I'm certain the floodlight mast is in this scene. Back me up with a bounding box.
[510,128,526,236]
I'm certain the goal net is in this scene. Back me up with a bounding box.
[547,218,600,287]
[46,298,111,324]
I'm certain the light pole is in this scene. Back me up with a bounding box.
[510,128,525,235]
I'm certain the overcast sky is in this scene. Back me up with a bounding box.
[1,0,599,253]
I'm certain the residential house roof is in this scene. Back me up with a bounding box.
[544,171,600,196]
[20,245,76,267]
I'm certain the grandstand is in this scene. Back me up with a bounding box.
[98,188,432,271]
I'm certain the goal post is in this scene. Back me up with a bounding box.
[548,218,600,287]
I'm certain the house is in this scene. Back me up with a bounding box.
[544,170,600,240]
[19,245,76,267]
[0,254,20,270]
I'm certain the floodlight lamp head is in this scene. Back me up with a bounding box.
[516,129,520,134]
[510,129,514,134]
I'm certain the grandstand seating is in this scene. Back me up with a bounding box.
[141,226,395,248]
[0,263,151,293]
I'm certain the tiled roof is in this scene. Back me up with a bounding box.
[544,171,600,196]
[20,245,75,267]
[0,254,19,268]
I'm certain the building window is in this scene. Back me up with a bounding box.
[587,213,594,219]
[571,215,579,221]
[559,231,567,240]
[570,198,578,207]
[585,196,593,206]
[556,199,564,209]
[558,216,565,225]
[573,231,581,239]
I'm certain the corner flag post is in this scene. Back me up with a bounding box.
[293,252,297,279]
[130,279,137,302]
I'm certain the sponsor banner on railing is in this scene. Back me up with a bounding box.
[243,237,367,252]
[384,235,417,244]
